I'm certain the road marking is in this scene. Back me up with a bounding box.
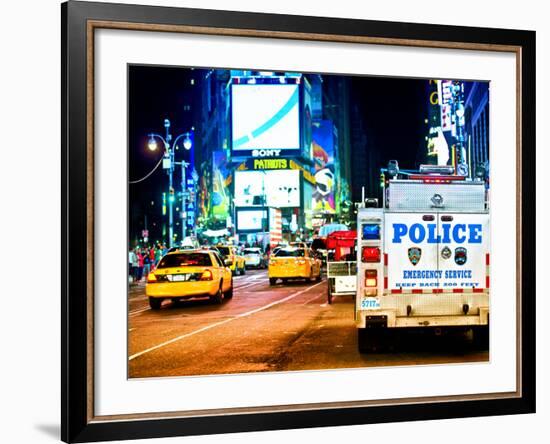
[235,281,265,291]
[234,273,265,283]
[129,280,324,361]
[129,307,150,316]
[128,279,264,316]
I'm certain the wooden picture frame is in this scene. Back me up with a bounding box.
[62,1,535,442]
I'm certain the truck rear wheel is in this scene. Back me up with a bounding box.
[472,326,489,350]
[358,328,386,353]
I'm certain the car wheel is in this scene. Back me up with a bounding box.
[225,280,234,299]
[269,278,277,286]
[316,272,322,282]
[210,284,223,304]
[241,265,246,275]
[149,297,162,310]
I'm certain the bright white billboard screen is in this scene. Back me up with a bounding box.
[234,170,300,208]
[232,84,300,151]
[237,210,266,231]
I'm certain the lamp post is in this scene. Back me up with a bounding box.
[260,170,268,249]
[147,119,193,248]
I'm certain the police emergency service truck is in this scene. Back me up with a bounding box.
[356,164,489,352]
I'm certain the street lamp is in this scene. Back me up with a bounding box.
[183,135,193,150]
[147,136,158,151]
[147,119,193,248]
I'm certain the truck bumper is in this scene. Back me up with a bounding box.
[357,306,489,328]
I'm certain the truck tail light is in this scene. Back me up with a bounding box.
[362,247,381,263]
[362,223,380,240]
[365,270,378,287]
[200,270,213,281]
[147,273,157,283]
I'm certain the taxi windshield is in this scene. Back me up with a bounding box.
[157,253,212,268]
[274,249,305,258]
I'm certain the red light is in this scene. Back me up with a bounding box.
[365,270,377,287]
[362,247,381,263]
[410,174,465,182]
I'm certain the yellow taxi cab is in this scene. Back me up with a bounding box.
[146,249,233,309]
[268,247,322,285]
[216,245,246,276]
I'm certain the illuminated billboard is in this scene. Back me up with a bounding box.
[237,210,267,231]
[231,84,300,152]
[211,151,231,220]
[234,170,300,208]
[312,120,336,214]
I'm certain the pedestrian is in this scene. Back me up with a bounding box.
[128,248,136,282]
[149,246,156,266]
[143,249,151,280]
[155,244,163,264]
[131,248,139,282]
[137,249,144,281]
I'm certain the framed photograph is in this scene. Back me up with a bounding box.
[62,1,535,442]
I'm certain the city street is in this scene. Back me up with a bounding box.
[128,269,488,378]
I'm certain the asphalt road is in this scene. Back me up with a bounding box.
[128,269,488,378]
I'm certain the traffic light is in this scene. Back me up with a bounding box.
[379,172,385,188]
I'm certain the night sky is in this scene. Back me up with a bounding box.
[129,66,203,243]
[351,75,427,168]
[128,66,428,244]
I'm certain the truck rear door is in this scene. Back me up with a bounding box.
[437,213,489,292]
[384,212,440,291]
[384,212,489,293]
